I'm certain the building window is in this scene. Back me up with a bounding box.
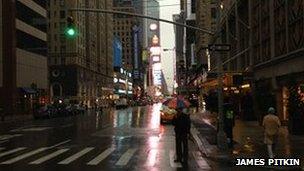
[54,22,57,28]
[54,34,57,41]
[191,0,196,13]
[211,8,217,19]
[60,34,65,42]
[60,45,66,52]
[60,0,65,6]
[60,10,65,18]
[54,11,57,17]
[61,58,65,64]
[60,22,65,31]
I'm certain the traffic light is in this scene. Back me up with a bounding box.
[65,16,77,38]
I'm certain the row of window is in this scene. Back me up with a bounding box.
[16,1,47,33]
[114,32,131,36]
[51,0,65,7]
[48,45,66,53]
[48,10,66,19]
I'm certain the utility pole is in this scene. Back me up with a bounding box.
[215,1,228,151]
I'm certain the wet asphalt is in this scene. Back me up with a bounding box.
[0,104,213,171]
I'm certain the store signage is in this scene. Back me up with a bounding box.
[208,44,231,51]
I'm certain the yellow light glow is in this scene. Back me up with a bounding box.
[241,84,250,88]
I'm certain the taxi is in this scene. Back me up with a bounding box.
[160,103,176,124]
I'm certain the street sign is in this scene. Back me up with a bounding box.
[208,44,231,51]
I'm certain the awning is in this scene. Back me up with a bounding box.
[20,87,37,94]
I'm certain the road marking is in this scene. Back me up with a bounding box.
[0,140,71,164]
[115,148,137,166]
[87,147,115,165]
[0,134,22,141]
[145,149,158,167]
[29,149,69,164]
[1,147,49,164]
[58,147,94,164]
[0,147,27,158]
[11,127,51,132]
[0,140,9,144]
[169,150,182,168]
[192,151,211,169]
[49,139,71,148]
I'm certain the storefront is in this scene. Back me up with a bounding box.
[276,72,304,126]
[200,74,254,120]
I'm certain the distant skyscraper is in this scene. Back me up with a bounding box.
[113,0,145,91]
[143,0,160,48]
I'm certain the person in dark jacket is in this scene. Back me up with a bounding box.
[172,107,191,165]
[223,103,235,148]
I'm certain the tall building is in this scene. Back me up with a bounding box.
[195,0,218,69]
[113,0,145,97]
[143,0,160,90]
[0,0,48,116]
[173,14,185,87]
[202,0,304,127]
[143,0,160,48]
[113,5,136,70]
[48,0,113,107]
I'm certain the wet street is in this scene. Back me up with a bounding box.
[0,104,211,171]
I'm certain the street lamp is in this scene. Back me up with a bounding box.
[215,1,228,151]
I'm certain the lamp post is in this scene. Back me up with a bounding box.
[215,1,228,151]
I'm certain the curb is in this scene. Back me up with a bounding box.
[190,124,232,162]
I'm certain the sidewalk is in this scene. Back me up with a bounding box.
[190,110,304,170]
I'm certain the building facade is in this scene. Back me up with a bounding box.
[195,0,218,70]
[173,14,185,88]
[113,4,136,71]
[48,0,113,107]
[143,0,160,48]
[143,0,160,92]
[205,0,304,124]
[0,0,48,116]
[113,0,145,97]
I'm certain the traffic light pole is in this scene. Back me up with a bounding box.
[215,0,228,151]
[68,8,215,35]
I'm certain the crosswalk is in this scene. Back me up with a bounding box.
[0,146,211,169]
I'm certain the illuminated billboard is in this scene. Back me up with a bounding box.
[153,63,162,86]
[153,56,160,62]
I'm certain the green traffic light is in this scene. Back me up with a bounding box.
[67,28,76,36]
[65,27,77,38]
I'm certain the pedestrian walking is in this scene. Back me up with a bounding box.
[223,103,235,148]
[262,107,281,158]
[172,107,191,166]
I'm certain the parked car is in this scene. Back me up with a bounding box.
[33,104,56,119]
[71,104,85,115]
